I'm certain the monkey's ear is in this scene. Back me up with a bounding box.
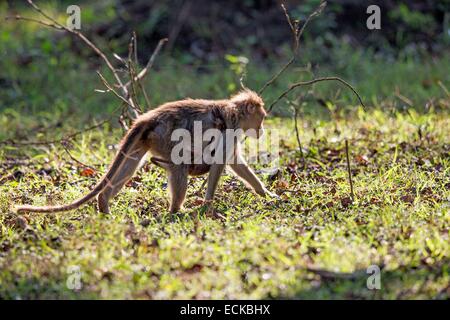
[247,104,256,114]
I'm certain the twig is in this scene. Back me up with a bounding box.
[267,76,366,113]
[345,139,354,201]
[239,67,248,90]
[97,71,134,108]
[291,104,305,166]
[136,76,152,109]
[24,0,127,94]
[0,119,111,175]
[61,143,99,172]
[128,33,152,109]
[196,177,208,196]
[5,15,63,30]
[129,32,152,109]
[119,109,130,132]
[306,266,366,280]
[3,0,168,165]
[128,60,141,112]
[259,1,327,94]
[132,31,138,65]
[437,80,450,98]
[127,36,143,113]
[125,38,168,109]
[13,1,152,121]
[394,87,413,107]
[124,38,168,88]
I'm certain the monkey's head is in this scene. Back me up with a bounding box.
[231,89,267,139]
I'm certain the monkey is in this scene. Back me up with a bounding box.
[14,89,278,214]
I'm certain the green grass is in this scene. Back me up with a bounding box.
[0,2,449,299]
[0,107,449,299]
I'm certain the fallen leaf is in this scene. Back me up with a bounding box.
[340,196,353,208]
[355,155,369,166]
[276,179,289,189]
[325,201,334,208]
[370,197,381,205]
[80,167,96,177]
[184,263,204,274]
[192,197,204,206]
[400,194,415,203]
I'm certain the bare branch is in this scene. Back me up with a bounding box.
[259,1,327,94]
[97,71,134,108]
[22,0,145,119]
[5,15,63,30]
[119,109,130,132]
[137,78,152,109]
[267,76,366,113]
[345,139,355,201]
[124,38,168,88]
[24,0,127,95]
[10,1,165,122]
[132,31,138,65]
[122,38,168,109]
[62,143,99,172]
[239,66,248,90]
[290,103,305,166]
[437,80,450,98]
[127,35,142,113]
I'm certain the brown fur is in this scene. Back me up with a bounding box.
[14,89,274,214]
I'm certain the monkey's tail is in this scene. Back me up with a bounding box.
[14,123,146,214]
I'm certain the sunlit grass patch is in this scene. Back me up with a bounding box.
[0,107,449,299]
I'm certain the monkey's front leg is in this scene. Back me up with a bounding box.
[229,152,278,198]
[229,162,278,198]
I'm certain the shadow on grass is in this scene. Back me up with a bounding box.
[0,276,99,300]
[280,258,449,300]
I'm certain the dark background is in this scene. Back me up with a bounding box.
[5,0,449,61]
[1,0,449,117]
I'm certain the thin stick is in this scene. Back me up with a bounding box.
[437,80,450,98]
[97,71,134,108]
[306,266,365,280]
[124,38,168,88]
[267,76,366,113]
[196,178,208,196]
[259,1,326,94]
[127,36,142,113]
[128,60,142,112]
[24,0,127,94]
[132,31,138,65]
[61,143,99,172]
[16,1,146,120]
[137,77,152,109]
[345,139,354,201]
[291,105,305,166]
[129,32,152,108]
[128,38,168,108]
[5,15,63,30]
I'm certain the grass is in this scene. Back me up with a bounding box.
[0,107,449,299]
[0,2,449,299]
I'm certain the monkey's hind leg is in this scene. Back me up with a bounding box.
[97,146,148,214]
[167,166,188,213]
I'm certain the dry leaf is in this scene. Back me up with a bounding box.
[276,179,289,189]
[80,167,96,177]
[355,154,369,165]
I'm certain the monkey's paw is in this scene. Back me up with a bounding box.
[264,190,281,200]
